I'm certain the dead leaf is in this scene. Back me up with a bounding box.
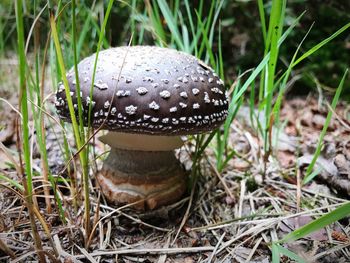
[0,113,16,145]
[334,154,350,176]
[331,231,349,242]
[277,150,296,168]
[312,114,327,130]
[298,154,338,177]
[231,158,250,170]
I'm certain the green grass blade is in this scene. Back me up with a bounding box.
[216,74,244,171]
[292,22,350,67]
[218,22,224,79]
[49,1,91,234]
[257,0,267,45]
[232,11,304,105]
[77,6,93,59]
[90,18,110,49]
[137,10,147,45]
[0,173,24,192]
[271,242,280,263]
[49,14,82,150]
[72,0,85,143]
[25,54,66,220]
[170,0,180,48]
[0,12,4,56]
[87,0,114,128]
[178,13,190,53]
[194,10,216,66]
[156,0,184,50]
[274,21,348,90]
[279,201,350,243]
[208,0,224,54]
[303,167,322,185]
[263,0,285,152]
[15,0,32,195]
[197,0,216,60]
[184,0,197,54]
[304,69,348,178]
[16,1,45,259]
[130,0,137,45]
[232,55,269,104]
[197,131,217,158]
[275,244,307,263]
[147,1,166,46]
[219,149,245,172]
[70,0,85,214]
[272,23,314,123]
[85,0,115,239]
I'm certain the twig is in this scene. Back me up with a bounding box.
[76,246,98,263]
[93,203,171,232]
[311,243,350,261]
[87,193,101,247]
[0,98,23,118]
[238,179,246,219]
[171,174,197,246]
[53,235,83,263]
[326,101,350,131]
[217,219,276,254]
[157,235,171,263]
[191,212,283,231]
[118,211,171,232]
[296,168,301,214]
[208,232,225,263]
[0,238,16,259]
[245,237,262,262]
[75,246,215,259]
[88,199,157,242]
[267,179,349,202]
[207,158,235,199]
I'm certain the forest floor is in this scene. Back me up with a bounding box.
[0,56,350,262]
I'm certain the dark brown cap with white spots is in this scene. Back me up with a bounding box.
[55,46,229,135]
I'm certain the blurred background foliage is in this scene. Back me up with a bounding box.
[1,0,349,97]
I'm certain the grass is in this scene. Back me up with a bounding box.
[271,69,348,262]
[15,0,46,261]
[0,0,349,261]
[302,69,347,184]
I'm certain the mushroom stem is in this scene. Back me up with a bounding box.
[99,132,184,151]
[97,148,187,210]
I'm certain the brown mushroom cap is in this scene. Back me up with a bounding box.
[55,46,229,135]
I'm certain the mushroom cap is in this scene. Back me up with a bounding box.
[55,46,229,135]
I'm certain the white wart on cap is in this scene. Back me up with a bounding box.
[55,46,229,135]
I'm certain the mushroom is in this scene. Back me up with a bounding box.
[55,46,229,210]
